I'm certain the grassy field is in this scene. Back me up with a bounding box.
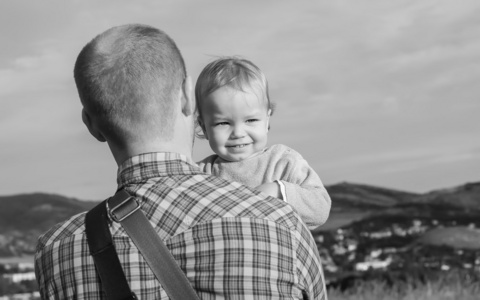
[419,226,480,249]
[328,270,480,300]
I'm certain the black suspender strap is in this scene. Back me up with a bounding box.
[85,199,136,300]
[85,190,200,300]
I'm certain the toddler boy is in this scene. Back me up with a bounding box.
[196,57,331,230]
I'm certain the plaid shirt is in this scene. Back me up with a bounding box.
[35,153,326,299]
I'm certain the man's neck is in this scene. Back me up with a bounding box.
[109,139,193,166]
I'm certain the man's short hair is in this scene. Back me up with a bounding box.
[74,24,186,142]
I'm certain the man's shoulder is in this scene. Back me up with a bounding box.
[191,174,302,230]
[36,212,87,253]
[197,154,217,164]
[196,154,219,173]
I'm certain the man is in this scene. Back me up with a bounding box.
[35,24,326,299]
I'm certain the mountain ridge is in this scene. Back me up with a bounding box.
[0,181,478,257]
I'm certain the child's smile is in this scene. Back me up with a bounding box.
[226,143,250,148]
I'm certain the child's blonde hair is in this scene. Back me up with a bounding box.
[195,57,274,138]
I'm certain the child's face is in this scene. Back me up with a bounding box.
[200,86,270,162]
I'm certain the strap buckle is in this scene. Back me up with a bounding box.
[107,195,141,223]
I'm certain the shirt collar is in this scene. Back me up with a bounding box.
[117,152,199,187]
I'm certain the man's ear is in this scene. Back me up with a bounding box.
[82,109,106,142]
[181,76,194,117]
[197,117,208,140]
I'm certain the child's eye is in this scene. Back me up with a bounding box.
[246,119,259,123]
[215,122,229,126]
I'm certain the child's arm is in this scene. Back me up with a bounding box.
[258,147,331,231]
[281,176,331,231]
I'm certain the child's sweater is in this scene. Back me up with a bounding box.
[197,144,331,230]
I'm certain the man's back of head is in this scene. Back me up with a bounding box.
[74,24,192,158]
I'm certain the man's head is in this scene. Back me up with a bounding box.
[74,24,194,162]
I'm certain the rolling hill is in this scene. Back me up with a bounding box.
[0,181,479,257]
[319,181,480,231]
[326,182,421,209]
[0,193,98,256]
[0,193,98,231]
[415,182,480,209]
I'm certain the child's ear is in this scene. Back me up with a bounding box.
[266,109,272,131]
[82,109,106,142]
[197,117,208,140]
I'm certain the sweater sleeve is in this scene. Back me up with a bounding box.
[281,152,331,230]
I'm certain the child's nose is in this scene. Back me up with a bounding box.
[230,125,246,139]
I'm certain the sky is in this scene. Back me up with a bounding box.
[1,0,479,200]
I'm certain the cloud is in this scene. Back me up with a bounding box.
[1,0,479,199]
[0,49,71,97]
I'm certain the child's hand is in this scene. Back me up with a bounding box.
[256,182,282,200]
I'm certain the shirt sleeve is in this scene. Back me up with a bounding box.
[281,154,331,230]
[295,219,328,299]
[35,243,56,299]
[34,251,47,299]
